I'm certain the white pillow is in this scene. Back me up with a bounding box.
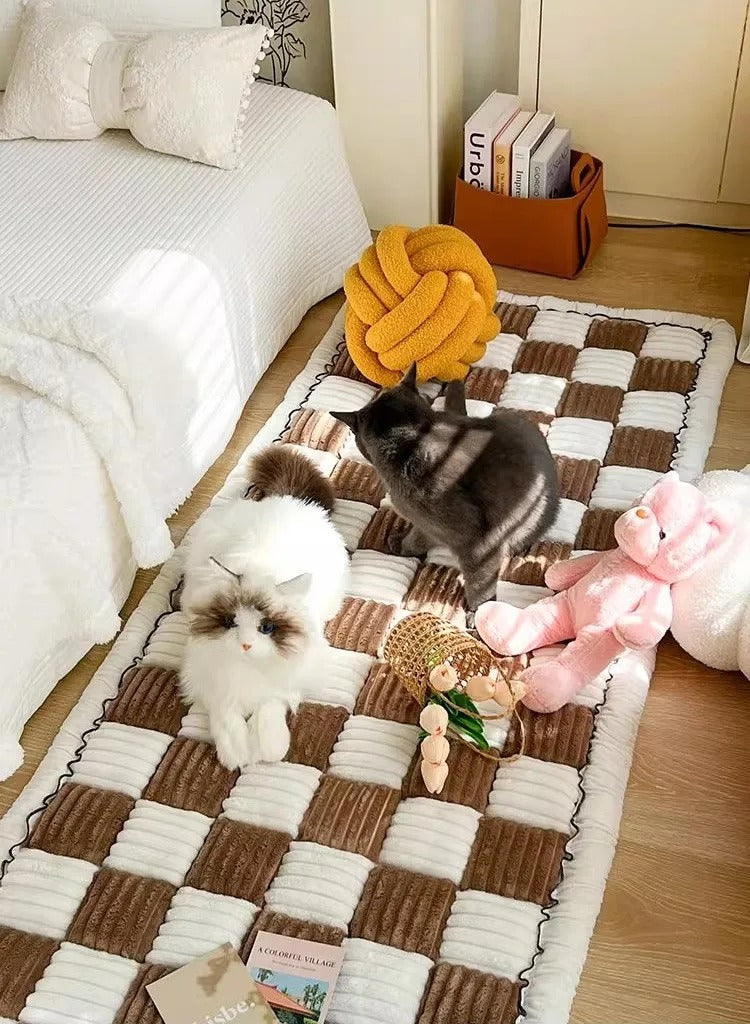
[0,2,272,168]
[0,0,221,89]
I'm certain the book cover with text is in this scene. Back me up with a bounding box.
[247,932,345,1024]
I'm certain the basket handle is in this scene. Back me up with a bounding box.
[571,152,596,193]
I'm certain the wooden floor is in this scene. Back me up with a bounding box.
[2,226,749,1023]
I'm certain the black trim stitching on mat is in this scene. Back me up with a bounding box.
[510,301,712,1021]
[0,325,348,881]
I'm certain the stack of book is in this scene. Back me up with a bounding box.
[464,91,572,199]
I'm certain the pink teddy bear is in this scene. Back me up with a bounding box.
[474,472,733,713]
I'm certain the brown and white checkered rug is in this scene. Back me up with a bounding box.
[0,293,736,1024]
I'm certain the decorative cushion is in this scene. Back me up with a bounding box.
[0,1,272,168]
[0,0,222,90]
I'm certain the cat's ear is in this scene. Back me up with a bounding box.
[277,572,312,598]
[400,362,418,391]
[331,410,359,430]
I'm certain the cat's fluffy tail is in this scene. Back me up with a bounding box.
[251,445,335,514]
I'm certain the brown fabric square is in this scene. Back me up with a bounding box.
[288,703,349,771]
[283,409,349,453]
[464,367,508,404]
[463,818,566,906]
[559,382,623,422]
[404,563,466,626]
[354,662,421,726]
[418,963,520,1024]
[299,776,399,859]
[497,301,537,339]
[630,356,697,394]
[0,926,58,1018]
[351,865,456,959]
[605,426,676,471]
[404,741,496,813]
[67,868,175,960]
[186,819,289,903]
[576,507,620,551]
[585,317,648,354]
[331,459,386,505]
[505,704,594,769]
[325,597,396,656]
[358,507,412,553]
[29,783,134,865]
[106,665,185,735]
[115,964,173,1024]
[498,541,573,588]
[330,345,371,383]
[240,910,345,963]
[143,737,238,817]
[513,341,578,378]
[513,408,553,435]
[555,456,601,503]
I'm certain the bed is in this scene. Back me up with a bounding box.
[0,82,371,778]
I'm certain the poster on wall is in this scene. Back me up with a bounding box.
[222,0,334,102]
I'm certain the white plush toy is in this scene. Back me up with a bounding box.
[670,465,750,679]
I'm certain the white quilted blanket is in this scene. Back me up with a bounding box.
[0,83,370,776]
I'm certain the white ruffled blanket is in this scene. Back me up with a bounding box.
[0,82,370,777]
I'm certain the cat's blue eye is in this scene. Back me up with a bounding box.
[258,619,276,635]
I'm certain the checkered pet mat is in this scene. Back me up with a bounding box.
[0,294,735,1024]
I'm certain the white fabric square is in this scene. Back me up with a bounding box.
[328,716,420,789]
[590,466,662,511]
[347,550,418,605]
[495,580,552,608]
[332,499,376,551]
[265,842,373,931]
[178,708,211,742]
[440,890,543,981]
[526,309,590,349]
[545,498,587,545]
[72,722,172,799]
[141,609,188,670]
[104,800,212,887]
[418,380,442,400]
[426,543,460,569]
[380,797,481,885]
[431,396,495,418]
[305,647,374,711]
[21,943,140,1024]
[0,850,97,940]
[328,939,432,1024]
[473,701,512,749]
[339,433,369,464]
[488,756,580,834]
[222,762,321,837]
[497,372,566,415]
[147,887,258,967]
[546,417,614,462]
[308,377,378,412]
[477,333,523,371]
[617,390,687,433]
[572,348,636,389]
[640,324,705,362]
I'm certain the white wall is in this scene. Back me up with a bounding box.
[463,0,521,119]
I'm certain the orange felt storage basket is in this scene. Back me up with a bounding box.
[453,151,608,278]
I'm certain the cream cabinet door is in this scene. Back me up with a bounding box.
[720,17,750,204]
[536,0,748,202]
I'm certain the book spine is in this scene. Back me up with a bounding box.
[512,145,530,198]
[529,156,547,198]
[492,142,511,193]
[465,126,491,190]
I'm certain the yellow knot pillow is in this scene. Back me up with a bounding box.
[343,224,500,386]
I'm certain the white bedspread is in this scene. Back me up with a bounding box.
[0,83,370,775]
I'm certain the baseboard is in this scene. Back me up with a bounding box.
[607,191,750,228]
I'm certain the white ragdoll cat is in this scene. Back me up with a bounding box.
[180,446,349,770]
